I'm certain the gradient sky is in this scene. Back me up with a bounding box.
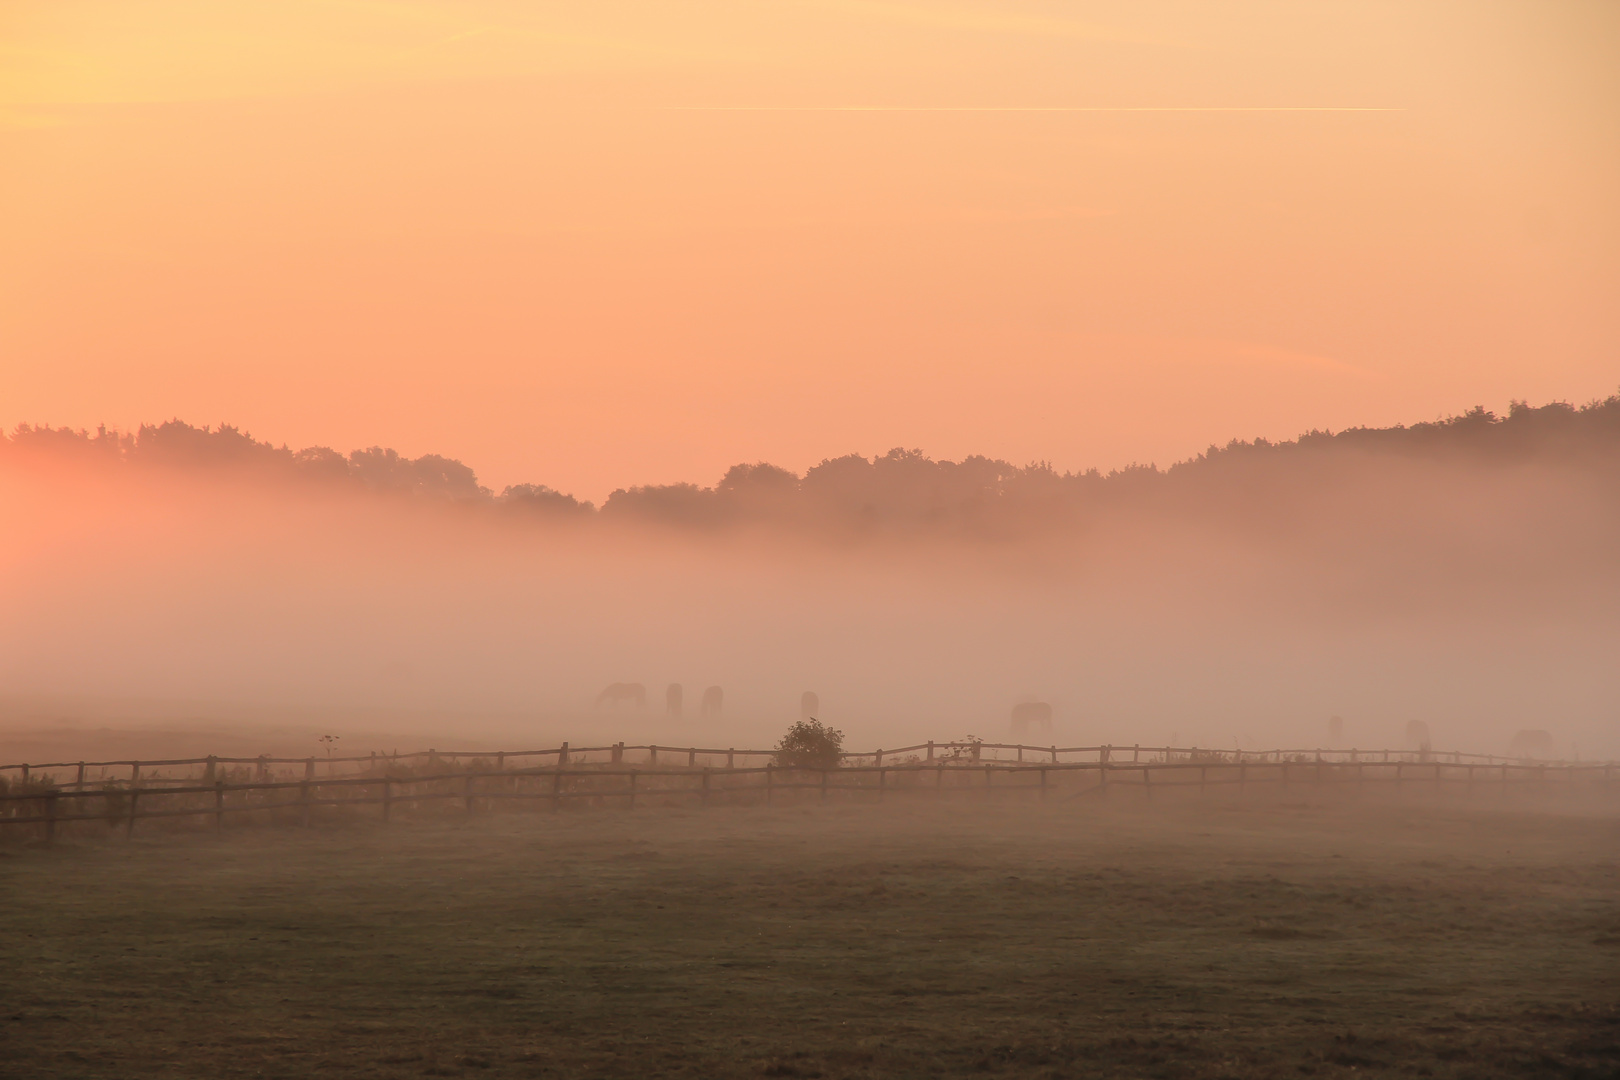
[2,1,1616,500]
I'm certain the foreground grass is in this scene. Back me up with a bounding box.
[1,794,1617,1079]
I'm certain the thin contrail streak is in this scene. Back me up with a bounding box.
[659,106,1402,112]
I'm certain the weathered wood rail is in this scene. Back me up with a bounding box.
[0,739,1601,789]
[2,750,1615,841]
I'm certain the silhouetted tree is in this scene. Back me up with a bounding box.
[500,484,592,514]
[5,394,1617,536]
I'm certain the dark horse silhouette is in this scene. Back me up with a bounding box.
[701,685,723,717]
[1010,702,1052,737]
[597,682,646,709]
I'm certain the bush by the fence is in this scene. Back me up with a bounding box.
[775,720,844,770]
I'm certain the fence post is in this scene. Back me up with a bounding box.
[131,762,140,786]
[305,757,315,781]
[126,788,139,840]
[497,752,505,771]
[76,761,86,788]
[204,755,217,783]
[20,763,28,784]
[927,740,934,762]
[383,778,393,823]
[214,781,225,830]
[45,791,58,844]
[876,748,884,767]
[559,742,570,767]
[688,748,696,768]
[727,748,734,769]
[1051,745,1058,763]
[611,742,623,765]
[1133,744,1140,763]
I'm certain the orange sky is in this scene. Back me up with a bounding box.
[2,1,1616,500]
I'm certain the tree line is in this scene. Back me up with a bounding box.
[3,397,1616,536]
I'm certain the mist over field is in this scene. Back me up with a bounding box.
[2,398,1617,760]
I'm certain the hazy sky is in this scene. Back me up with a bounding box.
[3,1,1616,500]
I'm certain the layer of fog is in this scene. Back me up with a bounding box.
[2,432,1615,762]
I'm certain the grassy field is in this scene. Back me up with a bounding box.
[1,793,1617,1079]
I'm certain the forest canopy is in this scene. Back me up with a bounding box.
[3,398,1617,538]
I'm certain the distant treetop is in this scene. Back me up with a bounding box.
[4,396,1616,537]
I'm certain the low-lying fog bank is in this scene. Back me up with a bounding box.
[2,399,1617,762]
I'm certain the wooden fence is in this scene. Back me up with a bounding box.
[2,742,1615,841]
[0,739,1601,790]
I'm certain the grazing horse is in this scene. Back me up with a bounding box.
[1509,729,1554,760]
[800,690,819,720]
[1010,702,1053,737]
[597,682,646,709]
[666,683,683,718]
[700,685,723,717]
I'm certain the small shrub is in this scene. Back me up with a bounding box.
[775,719,844,770]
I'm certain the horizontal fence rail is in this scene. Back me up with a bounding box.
[2,740,1608,789]
[2,749,1616,840]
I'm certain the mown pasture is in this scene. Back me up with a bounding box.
[2,793,1616,1078]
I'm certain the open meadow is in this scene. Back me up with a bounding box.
[2,791,1618,1079]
